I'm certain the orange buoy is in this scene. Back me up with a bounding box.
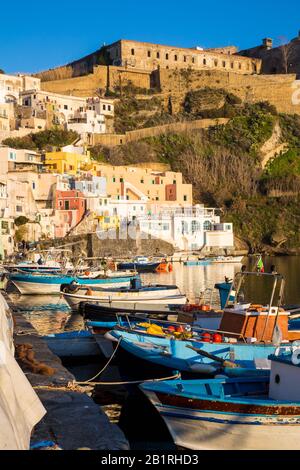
[202,332,211,342]
[212,333,222,343]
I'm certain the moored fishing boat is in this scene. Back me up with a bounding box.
[140,348,300,450]
[8,271,137,295]
[117,256,161,273]
[210,256,244,264]
[44,329,113,358]
[107,271,300,375]
[61,280,187,310]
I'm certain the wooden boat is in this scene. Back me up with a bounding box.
[117,256,161,273]
[108,272,300,374]
[8,272,136,295]
[61,281,187,310]
[80,302,222,332]
[44,330,113,358]
[140,349,300,450]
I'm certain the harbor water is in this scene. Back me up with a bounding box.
[8,256,300,449]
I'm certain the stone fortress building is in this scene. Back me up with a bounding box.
[35,33,300,118]
[105,39,261,74]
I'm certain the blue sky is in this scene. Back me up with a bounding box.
[1,0,299,74]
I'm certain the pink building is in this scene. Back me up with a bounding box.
[54,190,86,238]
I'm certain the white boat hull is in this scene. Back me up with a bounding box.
[11,279,131,295]
[63,290,187,310]
[143,391,300,450]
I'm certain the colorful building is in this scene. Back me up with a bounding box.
[92,164,193,206]
[44,150,91,175]
[54,189,86,237]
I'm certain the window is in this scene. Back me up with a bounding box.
[120,178,123,182]
[16,205,23,212]
[147,50,151,57]
[203,58,207,65]
[156,52,160,59]
[231,62,234,69]
[192,57,195,63]
[140,179,144,183]
[131,48,135,55]
[112,177,116,182]
[239,63,242,70]
[191,220,200,234]
[203,220,212,231]
[166,53,169,60]
[174,55,178,61]
[183,195,187,201]
[108,105,111,111]
[173,180,176,184]
[64,201,70,210]
[184,56,187,62]
[214,60,218,67]
[103,104,106,110]
[64,105,68,110]
[155,197,159,201]
[32,182,36,189]
[222,61,226,68]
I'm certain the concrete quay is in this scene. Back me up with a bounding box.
[5,293,129,450]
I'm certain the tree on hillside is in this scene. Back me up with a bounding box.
[277,36,294,74]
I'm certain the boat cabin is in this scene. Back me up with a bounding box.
[219,272,290,343]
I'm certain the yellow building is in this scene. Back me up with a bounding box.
[96,214,120,231]
[89,163,193,205]
[45,151,91,175]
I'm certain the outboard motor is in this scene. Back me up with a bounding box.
[130,276,142,290]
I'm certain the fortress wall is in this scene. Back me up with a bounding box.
[41,66,151,97]
[90,118,229,147]
[159,69,300,115]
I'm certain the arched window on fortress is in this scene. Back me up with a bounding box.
[239,63,242,70]
[214,60,218,67]
[166,53,169,60]
[203,58,207,65]
[231,62,234,69]
[184,56,187,62]
[131,48,135,55]
[192,57,195,63]
[156,52,160,59]
[222,61,226,68]
[147,50,151,57]
[174,54,178,61]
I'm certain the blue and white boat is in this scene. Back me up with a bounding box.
[109,326,276,375]
[8,272,137,295]
[140,347,300,450]
[44,330,113,358]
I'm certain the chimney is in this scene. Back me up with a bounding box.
[262,38,273,49]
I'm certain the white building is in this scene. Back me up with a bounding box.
[20,90,111,138]
[0,147,42,174]
[138,205,234,251]
[0,74,40,105]
[67,109,106,135]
